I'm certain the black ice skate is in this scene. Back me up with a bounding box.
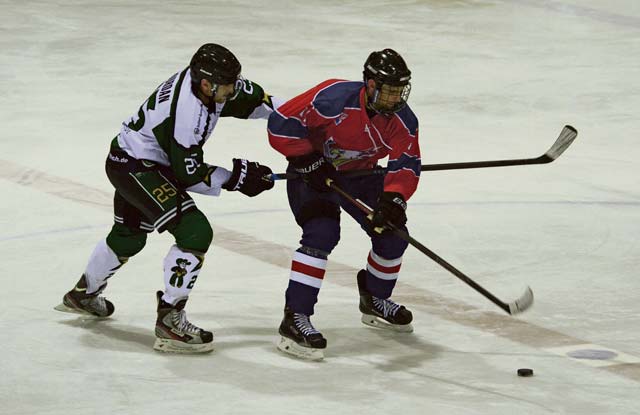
[277,306,327,361]
[54,274,114,318]
[153,291,213,354]
[357,270,413,332]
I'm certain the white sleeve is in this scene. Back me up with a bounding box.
[270,96,286,111]
[185,167,232,196]
[246,96,286,119]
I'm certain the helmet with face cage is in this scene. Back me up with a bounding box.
[363,48,411,114]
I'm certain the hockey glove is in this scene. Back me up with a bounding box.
[369,192,407,233]
[222,158,275,197]
[288,152,337,192]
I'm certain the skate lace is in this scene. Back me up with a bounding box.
[293,314,320,336]
[172,309,200,335]
[373,297,401,318]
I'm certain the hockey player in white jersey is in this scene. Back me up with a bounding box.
[55,43,279,353]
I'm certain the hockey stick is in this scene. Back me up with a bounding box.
[329,182,534,315]
[269,125,577,181]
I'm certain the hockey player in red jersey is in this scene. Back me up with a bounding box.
[268,48,421,360]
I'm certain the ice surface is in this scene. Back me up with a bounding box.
[1,1,639,414]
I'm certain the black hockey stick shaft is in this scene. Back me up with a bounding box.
[329,182,526,315]
[269,125,577,181]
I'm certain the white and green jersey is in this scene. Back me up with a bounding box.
[113,68,279,195]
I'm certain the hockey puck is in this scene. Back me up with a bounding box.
[517,368,534,377]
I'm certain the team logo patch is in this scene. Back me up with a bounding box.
[323,137,378,168]
[169,258,192,287]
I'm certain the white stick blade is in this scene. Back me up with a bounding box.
[508,286,534,315]
[545,125,578,160]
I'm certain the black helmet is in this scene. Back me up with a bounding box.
[363,48,411,86]
[363,48,412,114]
[190,43,241,86]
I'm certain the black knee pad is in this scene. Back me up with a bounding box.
[301,217,341,254]
[372,233,409,259]
[167,209,214,253]
[106,223,148,257]
[296,199,340,227]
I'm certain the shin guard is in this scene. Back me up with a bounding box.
[84,239,128,294]
[162,245,205,304]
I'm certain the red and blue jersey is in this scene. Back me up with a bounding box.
[268,79,421,200]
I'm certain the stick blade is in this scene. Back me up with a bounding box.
[508,286,534,315]
[544,125,578,161]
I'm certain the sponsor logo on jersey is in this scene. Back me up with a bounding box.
[108,153,129,163]
[194,106,206,136]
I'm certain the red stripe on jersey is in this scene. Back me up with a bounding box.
[291,260,326,279]
[367,253,402,274]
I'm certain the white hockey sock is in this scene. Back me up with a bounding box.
[366,249,402,282]
[289,250,327,290]
[84,239,128,294]
[162,245,205,305]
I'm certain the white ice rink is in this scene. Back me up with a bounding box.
[1,0,639,414]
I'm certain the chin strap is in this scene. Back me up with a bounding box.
[209,83,218,96]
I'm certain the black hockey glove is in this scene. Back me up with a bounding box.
[222,158,274,197]
[288,152,337,192]
[369,192,407,233]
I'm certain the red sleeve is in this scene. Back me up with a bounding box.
[383,112,421,201]
[267,79,340,157]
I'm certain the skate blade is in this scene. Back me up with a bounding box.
[277,336,324,361]
[361,314,414,333]
[153,337,214,354]
[54,303,110,319]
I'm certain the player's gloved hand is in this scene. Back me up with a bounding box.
[369,192,407,233]
[288,152,337,192]
[222,158,274,197]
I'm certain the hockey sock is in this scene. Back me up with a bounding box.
[285,248,328,315]
[84,239,128,294]
[162,245,205,305]
[364,249,402,299]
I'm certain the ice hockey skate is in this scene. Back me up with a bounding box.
[277,306,327,361]
[357,270,413,332]
[54,274,114,318]
[153,291,213,354]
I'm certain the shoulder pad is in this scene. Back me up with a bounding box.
[394,105,419,136]
[313,81,363,118]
